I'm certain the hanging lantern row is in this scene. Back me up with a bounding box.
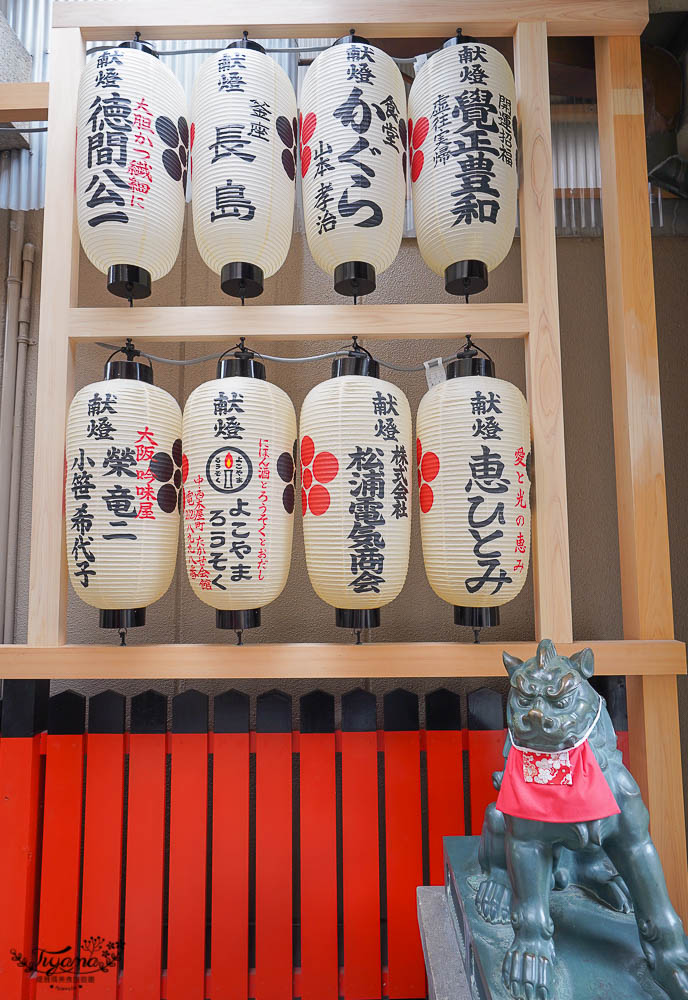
[66,341,531,641]
[75,31,518,302]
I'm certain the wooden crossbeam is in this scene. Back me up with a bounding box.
[68,303,530,343]
[0,640,682,679]
[52,0,649,39]
[0,82,49,121]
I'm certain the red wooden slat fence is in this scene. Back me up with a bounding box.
[0,679,630,1000]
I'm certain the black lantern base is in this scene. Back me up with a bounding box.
[335,608,381,630]
[454,606,500,629]
[217,354,266,380]
[445,260,488,297]
[334,261,376,297]
[104,359,154,383]
[221,262,264,299]
[216,608,261,630]
[99,608,146,629]
[107,264,152,301]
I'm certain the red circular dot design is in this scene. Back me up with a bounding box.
[181,454,189,483]
[313,451,338,484]
[301,435,314,467]
[420,483,434,513]
[301,487,308,516]
[301,112,317,144]
[302,467,313,489]
[421,451,440,483]
[301,145,312,177]
[416,437,422,464]
[411,150,424,182]
[308,484,331,516]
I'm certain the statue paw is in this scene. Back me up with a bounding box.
[589,873,633,913]
[501,935,554,1000]
[475,876,512,924]
[652,942,688,999]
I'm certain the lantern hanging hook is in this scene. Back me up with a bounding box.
[243,29,249,41]
[473,626,481,644]
[119,627,127,646]
[354,629,362,645]
[235,629,244,646]
[134,30,141,43]
[456,333,493,365]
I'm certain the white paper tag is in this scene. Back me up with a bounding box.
[424,357,446,390]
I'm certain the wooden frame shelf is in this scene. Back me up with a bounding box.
[15,0,688,919]
[0,639,683,679]
[69,303,530,342]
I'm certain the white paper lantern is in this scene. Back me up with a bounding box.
[300,35,407,298]
[300,354,412,630]
[408,36,517,296]
[76,39,188,300]
[191,39,298,299]
[416,351,530,632]
[182,354,297,633]
[65,354,182,630]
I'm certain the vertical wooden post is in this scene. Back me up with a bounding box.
[27,27,83,646]
[514,22,573,642]
[596,35,688,921]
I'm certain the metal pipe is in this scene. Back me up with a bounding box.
[0,210,24,638]
[4,242,35,642]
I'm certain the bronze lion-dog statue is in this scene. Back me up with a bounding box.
[477,639,688,1000]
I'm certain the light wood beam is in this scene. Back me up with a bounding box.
[0,82,49,121]
[52,0,648,39]
[514,22,573,641]
[26,29,84,646]
[596,35,688,921]
[0,640,682,680]
[68,303,529,344]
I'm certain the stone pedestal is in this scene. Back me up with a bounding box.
[418,836,668,1000]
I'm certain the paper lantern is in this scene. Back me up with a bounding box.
[300,34,407,298]
[182,350,297,634]
[416,347,530,632]
[300,352,412,631]
[65,351,182,631]
[408,34,517,296]
[191,38,298,299]
[76,38,188,301]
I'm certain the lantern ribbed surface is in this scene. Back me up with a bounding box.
[191,48,297,279]
[300,41,407,279]
[408,42,517,277]
[66,380,182,610]
[416,376,530,608]
[300,376,412,610]
[182,377,297,610]
[76,47,188,282]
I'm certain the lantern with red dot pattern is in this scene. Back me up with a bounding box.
[299,350,412,632]
[182,349,297,636]
[65,347,182,632]
[416,344,530,633]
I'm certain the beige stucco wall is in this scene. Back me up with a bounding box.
[1,210,686,742]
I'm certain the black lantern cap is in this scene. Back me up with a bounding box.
[454,606,500,629]
[221,262,264,299]
[216,609,261,630]
[333,28,371,45]
[334,260,376,298]
[216,340,266,380]
[442,27,475,48]
[107,264,152,301]
[118,33,159,58]
[445,260,488,297]
[335,608,381,630]
[104,338,154,383]
[446,335,495,379]
[332,340,380,378]
[227,31,266,54]
[100,608,146,629]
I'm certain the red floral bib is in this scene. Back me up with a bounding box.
[495,700,620,823]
